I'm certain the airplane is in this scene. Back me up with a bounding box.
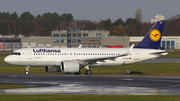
[4,21,168,75]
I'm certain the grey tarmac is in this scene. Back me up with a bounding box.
[0,74,180,95]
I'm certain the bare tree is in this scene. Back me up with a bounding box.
[135,8,142,23]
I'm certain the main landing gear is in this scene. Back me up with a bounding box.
[74,70,81,75]
[84,65,92,75]
[25,66,30,75]
[74,65,92,75]
[85,70,92,75]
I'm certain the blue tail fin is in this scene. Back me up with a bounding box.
[135,21,165,49]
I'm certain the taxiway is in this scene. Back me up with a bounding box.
[0,74,180,94]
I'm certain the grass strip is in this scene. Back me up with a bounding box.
[0,63,180,76]
[0,95,180,101]
[0,85,31,89]
[161,50,180,58]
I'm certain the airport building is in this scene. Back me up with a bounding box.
[130,36,180,49]
[0,35,21,51]
[51,30,129,48]
[0,30,180,51]
[0,30,129,51]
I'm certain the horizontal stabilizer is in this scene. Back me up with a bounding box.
[149,51,168,56]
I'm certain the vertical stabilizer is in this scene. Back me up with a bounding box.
[135,21,165,49]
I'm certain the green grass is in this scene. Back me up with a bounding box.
[0,85,31,89]
[0,95,179,101]
[85,63,180,76]
[0,63,180,76]
[0,55,6,59]
[0,51,12,55]
[161,49,180,58]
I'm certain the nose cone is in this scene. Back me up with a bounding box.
[4,56,12,64]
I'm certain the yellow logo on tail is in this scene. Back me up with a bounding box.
[149,29,161,42]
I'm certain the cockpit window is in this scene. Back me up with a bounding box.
[11,52,21,55]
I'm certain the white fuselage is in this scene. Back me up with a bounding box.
[4,48,167,67]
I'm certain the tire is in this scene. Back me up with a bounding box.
[85,70,92,75]
[25,71,29,75]
[74,70,81,75]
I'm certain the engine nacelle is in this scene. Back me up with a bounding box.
[61,61,79,73]
[45,66,61,72]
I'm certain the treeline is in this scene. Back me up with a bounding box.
[0,12,73,36]
[0,12,180,36]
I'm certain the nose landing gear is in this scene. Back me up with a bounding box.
[25,66,30,75]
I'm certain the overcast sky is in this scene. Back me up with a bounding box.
[0,0,179,22]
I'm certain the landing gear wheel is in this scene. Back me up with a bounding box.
[85,70,92,75]
[25,66,30,75]
[74,70,81,75]
[25,71,29,75]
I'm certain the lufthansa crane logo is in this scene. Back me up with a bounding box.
[149,29,161,42]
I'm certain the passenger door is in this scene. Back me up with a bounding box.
[134,51,139,60]
[26,49,32,60]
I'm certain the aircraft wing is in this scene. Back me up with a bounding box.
[74,44,134,64]
[74,55,119,65]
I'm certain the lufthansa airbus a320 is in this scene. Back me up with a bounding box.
[4,21,168,75]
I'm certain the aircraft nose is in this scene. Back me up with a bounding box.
[4,56,12,64]
[4,56,8,63]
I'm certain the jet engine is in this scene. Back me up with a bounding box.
[61,61,79,73]
[45,66,61,72]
